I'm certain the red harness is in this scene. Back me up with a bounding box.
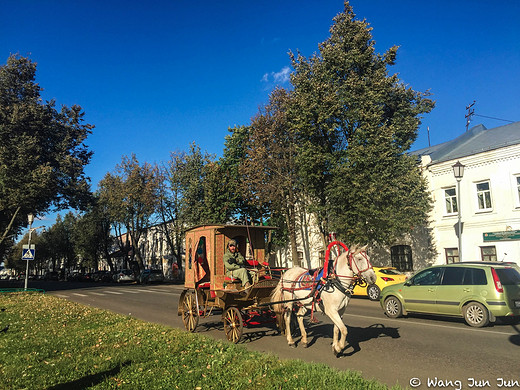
[279,241,372,322]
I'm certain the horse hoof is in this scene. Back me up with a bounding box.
[301,342,308,348]
[289,343,297,348]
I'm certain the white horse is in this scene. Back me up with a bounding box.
[270,243,377,356]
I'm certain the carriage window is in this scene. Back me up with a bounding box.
[195,237,210,283]
[230,236,247,257]
[187,238,192,269]
[391,245,413,272]
[196,237,206,261]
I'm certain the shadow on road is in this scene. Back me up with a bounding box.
[508,323,520,346]
[302,322,400,356]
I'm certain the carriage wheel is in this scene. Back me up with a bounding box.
[181,291,199,332]
[223,307,243,343]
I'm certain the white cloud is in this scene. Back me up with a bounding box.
[261,66,291,85]
[273,66,291,83]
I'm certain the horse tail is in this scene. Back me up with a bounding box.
[270,280,284,314]
[270,280,287,334]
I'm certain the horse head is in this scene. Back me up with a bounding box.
[348,244,377,285]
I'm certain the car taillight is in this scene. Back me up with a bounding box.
[491,268,503,293]
[381,277,394,282]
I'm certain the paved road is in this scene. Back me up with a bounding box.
[4,280,520,389]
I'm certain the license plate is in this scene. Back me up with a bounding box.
[514,300,520,308]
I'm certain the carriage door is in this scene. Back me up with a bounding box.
[194,236,210,285]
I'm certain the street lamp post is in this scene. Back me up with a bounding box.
[452,161,465,262]
[24,213,34,290]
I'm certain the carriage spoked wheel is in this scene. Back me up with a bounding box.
[223,307,243,343]
[181,290,199,332]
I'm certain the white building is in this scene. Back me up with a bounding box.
[412,122,520,267]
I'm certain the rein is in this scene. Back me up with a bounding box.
[279,243,371,300]
[272,242,372,323]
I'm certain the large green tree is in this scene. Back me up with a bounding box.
[0,54,93,255]
[98,154,162,270]
[290,2,434,245]
[239,88,303,265]
[167,143,237,227]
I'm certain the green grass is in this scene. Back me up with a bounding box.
[0,293,401,389]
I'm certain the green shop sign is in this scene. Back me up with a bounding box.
[483,230,520,242]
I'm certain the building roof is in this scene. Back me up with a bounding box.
[412,121,520,164]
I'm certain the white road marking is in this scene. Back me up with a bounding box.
[90,292,106,296]
[134,288,175,295]
[104,290,123,295]
[71,293,88,297]
[345,312,518,336]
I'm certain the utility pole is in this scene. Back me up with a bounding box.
[465,101,475,131]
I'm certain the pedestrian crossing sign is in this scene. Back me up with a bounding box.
[22,245,35,260]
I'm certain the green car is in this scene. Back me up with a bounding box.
[381,262,520,327]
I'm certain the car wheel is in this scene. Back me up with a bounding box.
[463,302,489,328]
[384,296,403,318]
[367,284,381,301]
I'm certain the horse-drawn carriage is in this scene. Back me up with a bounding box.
[177,224,281,343]
[177,224,376,355]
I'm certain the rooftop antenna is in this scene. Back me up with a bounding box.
[427,126,431,147]
[465,100,476,131]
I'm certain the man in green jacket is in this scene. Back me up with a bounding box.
[223,239,252,288]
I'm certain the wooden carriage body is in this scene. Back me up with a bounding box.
[184,224,276,292]
[180,225,285,343]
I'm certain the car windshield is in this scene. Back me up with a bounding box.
[495,268,520,285]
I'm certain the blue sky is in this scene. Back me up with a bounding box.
[2,1,519,224]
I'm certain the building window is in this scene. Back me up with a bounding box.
[390,245,413,272]
[480,246,497,261]
[517,176,520,204]
[444,187,458,214]
[476,181,492,210]
[445,248,459,264]
[318,251,325,266]
[297,251,304,265]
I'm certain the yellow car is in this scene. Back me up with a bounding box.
[353,267,408,301]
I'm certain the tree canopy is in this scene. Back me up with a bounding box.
[289,2,434,245]
[0,54,93,255]
[98,154,162,270]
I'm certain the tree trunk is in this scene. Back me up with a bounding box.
[285,205,300,267]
